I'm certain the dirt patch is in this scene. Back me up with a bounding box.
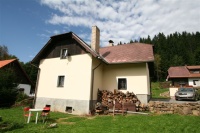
[56,116,94,125]
[160,91,170,97]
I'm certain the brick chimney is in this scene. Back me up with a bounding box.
[91,26,100,53]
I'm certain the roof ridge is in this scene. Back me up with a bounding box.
[100,43,153,49]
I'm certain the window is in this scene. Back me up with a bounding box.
[66,106,72,113]
[57,76,65,87]
[118,78,127,90]
[193,80,199,85]
[18,88,24,94]
[60,49,68,59]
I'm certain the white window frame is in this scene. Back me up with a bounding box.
[57,76,65,87]
[60,49,68,59]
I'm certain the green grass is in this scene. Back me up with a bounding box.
[151,88,169,98]
[1,107,200,133]
[151,82,169,98]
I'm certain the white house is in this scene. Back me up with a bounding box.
[167,65,200,97]
[32,26,154,115]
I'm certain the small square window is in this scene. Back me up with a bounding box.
[66,106,72,113]
[60,49,68,59]
[58,76,65,87]
[118,78,127,90]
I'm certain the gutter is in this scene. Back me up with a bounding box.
[89,61,102,113]
[30,62,40,108]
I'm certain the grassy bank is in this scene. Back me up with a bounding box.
[151,82,169,98]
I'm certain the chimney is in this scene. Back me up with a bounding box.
[91,26,100,53]
[108,40,114,46]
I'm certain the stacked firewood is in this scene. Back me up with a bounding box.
[97,89,140,105]
[96,89,142,113]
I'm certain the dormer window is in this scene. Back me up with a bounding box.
[60,49,68,59]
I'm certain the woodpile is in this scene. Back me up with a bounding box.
[95,89,144,115]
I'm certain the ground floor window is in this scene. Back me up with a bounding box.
[57,76,65,87]
[193,80,199,85]
[118,78,127,90]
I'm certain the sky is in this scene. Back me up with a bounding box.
[0,0,200,63]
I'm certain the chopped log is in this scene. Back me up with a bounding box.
[96,89,146,115]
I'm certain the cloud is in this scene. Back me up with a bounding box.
[40,0,200,46]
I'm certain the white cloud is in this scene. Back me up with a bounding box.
[40,0,200,46]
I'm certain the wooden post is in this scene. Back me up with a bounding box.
[113,100,115,116]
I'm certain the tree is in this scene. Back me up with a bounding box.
[130,39,134,43]
[0,45,17,60]
[0,68,18,107]
[20,61,38,85]
[154,54,161,81]
[170,55,184,66]
[0,45,8,60]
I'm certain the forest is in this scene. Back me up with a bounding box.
[132,31,200,81]
[1,31,200,83]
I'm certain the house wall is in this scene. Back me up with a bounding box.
[17,84,31,95]
[102,63,150,103]
[189,78,200,87]
[35,53,93,115]
[169,87,178,98]
[169,78,188,87]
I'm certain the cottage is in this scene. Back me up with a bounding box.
[32,26,154,115]
[0,59,32,95]
[167,65,200,97]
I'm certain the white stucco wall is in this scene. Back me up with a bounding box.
[169,87,178,97]
[188,78,200,87]
[37,54,92,100]
[102,63,150,95]
[17,84,31,95]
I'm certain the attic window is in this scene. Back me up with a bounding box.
[118,78,127,90]
[60,49,68,59]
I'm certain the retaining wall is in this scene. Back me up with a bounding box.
[148,101,200,116]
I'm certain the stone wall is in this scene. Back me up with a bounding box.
[148,101,200,116]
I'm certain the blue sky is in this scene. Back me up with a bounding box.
[0,0,200,63]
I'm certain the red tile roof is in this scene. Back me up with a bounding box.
[168,66,200,78]
[32,32,154,64]
[168,66,190,78]
[99,43,154,64]
[0,59,16,68]
[186,65,200,70]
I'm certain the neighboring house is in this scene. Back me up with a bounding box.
[167,65,200,97]
[0,59,32,95]
[32,26,154,115]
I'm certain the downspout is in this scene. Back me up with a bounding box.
[30,63,40,108]
[89,61,101,113]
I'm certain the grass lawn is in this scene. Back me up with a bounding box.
[1,107,200,133]
[151,82,170,99]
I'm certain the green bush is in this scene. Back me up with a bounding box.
[16,93,29,102]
